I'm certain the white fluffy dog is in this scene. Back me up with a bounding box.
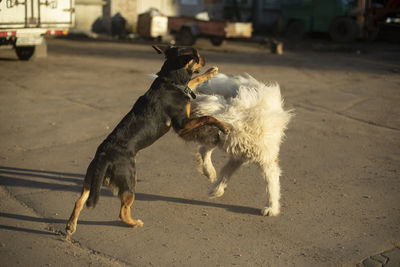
[183,73,293,216]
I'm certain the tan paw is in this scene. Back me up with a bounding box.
[65,222,76,236]
[135,219,144,227]
[125,219,144,228]
[221,124,230,134]
[205,66,218,76]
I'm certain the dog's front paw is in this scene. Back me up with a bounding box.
[213,121,229,135]
[205,66,218,76]
[261,207,280,216]
[220,124,230,135]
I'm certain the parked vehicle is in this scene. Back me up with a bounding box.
[364,0,400,40]
[280,0,359,42]
[168,16,252,46]
[0,0,75,60]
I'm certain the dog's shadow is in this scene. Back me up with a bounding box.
[136,193,260,215]
[0,166,260,235]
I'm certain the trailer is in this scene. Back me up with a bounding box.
[0,0,75,60]
[168,16,252,46]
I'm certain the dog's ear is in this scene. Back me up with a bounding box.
[177,47,199,63]
[152,45,175,55]
[152,45,164,54]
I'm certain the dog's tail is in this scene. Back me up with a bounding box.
[85,157,110,209]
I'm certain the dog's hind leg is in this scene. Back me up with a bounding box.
[66,184,90,236]
[260,160,281,216]
[196,145,217,183]
[119,191,143,228]
[117,163,143,228]
[209,158,243,198]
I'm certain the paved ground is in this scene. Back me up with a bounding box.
[0,37,399,266]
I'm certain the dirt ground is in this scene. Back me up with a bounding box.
[0,37,399,266]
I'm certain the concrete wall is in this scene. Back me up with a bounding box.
[137,0,178,16]
[178,0,204,16]
[111,0,137,31]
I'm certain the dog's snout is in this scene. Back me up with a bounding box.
[199,56,205,67]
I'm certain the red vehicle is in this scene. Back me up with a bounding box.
[168,16,252,46]
[364,0,400,39]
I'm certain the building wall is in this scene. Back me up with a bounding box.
[111,0,137,31]
[204,0,224,19]
[73,0,226,34]
[253,0,281,28]
[136,0,178,16]
[178,0,204,16]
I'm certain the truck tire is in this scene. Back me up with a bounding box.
[285,20,305,41]
[15,46,35,60]
[329,17,359,43]
[210,36,224,46]
[176,27,196,46]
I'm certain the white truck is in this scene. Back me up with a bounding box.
[0,0,74,60]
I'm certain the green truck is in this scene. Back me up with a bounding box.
[281,0,359,42]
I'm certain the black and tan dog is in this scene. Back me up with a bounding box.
[65,45,229,236]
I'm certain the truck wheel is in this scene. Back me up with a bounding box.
[15,46,35,60]
[285,20,305,41]
[177,27,196,46]
[329,17,359,43]
[210,37,224,46]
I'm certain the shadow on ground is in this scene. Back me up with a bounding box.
[0,165,260,235]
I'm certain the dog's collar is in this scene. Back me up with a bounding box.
[182,85,196,99]
[159,77,196,99]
